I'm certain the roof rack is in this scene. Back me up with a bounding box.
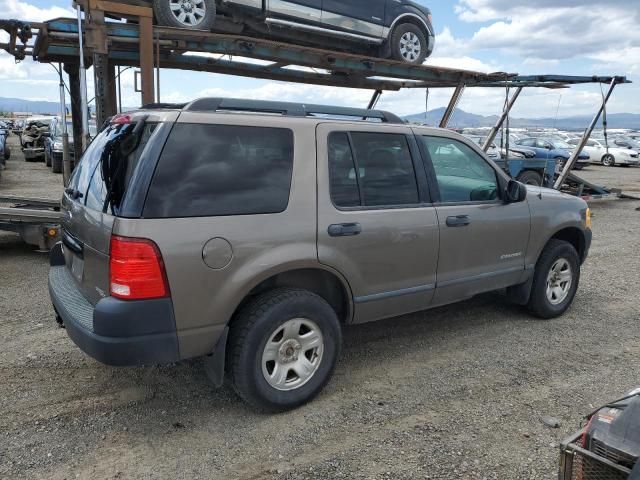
[182,98,405,123]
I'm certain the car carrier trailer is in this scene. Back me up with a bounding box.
[0,195,61,251]
[0,1,633,249]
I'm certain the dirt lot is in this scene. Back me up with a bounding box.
[1,134,640,480]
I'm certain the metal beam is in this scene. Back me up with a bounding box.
[439,82,465,128]
[554,78,618,189]
[482,86,523,152]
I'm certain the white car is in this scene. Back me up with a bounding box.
[568,138,640,167]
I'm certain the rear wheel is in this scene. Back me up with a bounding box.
[45,149,52,167]
[516,170,543,186]
[390,23,428,64]
[527,239,580,319]
[3,146,10,161]
[227,288,342,411]
[153,0,216,30]
[601,154,615,167]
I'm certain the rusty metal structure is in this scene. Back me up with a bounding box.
[0,1,633,220]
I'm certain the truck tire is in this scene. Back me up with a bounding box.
[3,146,10,161]
[601,154,615,167]
[45,149,52,167]
[227,288,342,412]
[153,0,216,30]
[51,154,62,174]
[527,239,580,319]
[390,23,428,64]
[516,170,543,186]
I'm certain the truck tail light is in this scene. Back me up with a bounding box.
[109,236,169,300]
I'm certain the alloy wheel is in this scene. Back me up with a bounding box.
[545,258,572,305]
[261,318,324,391]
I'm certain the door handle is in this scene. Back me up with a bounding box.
[328,223,362,237]
[446,215,470,228]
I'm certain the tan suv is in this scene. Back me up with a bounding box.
[49,98,592,411]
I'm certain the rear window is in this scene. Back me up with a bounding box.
[68,121,158,214]
[143,124,294,218]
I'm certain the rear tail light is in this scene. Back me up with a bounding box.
[109,236,169,300]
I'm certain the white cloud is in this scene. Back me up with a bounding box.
[0,0,74,22]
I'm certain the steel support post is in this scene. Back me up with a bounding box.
[76,4,90,153]
[139,16,155,105]
[57,63,71,186]
[93,52,117,126]
[439,82,466,128]
[482,86,523,152]
[367,89,383,110]
[64,63,84,170]
[554,78,618,189]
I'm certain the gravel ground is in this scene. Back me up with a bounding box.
[1,134,640,480]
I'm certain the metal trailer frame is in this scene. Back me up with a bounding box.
[0,195,61,251]
[0,5,633,250]
[558,430,632,479]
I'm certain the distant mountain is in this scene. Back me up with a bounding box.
[404,107,640,130]
[0,97,68,115]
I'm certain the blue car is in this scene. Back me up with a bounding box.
[515,137,590,170]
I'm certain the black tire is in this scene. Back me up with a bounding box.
[527,239,580,319]
[516,170,543,186]
[227,288,342,412]
[390,23,428,64]
[153,0,216,30]
[4,146,10,161]
[45,149,52,167]
[51,154,62,174]
[601,154,615,167]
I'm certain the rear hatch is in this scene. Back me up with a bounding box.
[60,112,174,305]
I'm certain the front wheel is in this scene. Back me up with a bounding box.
[153,0,216,30]
[227,288,342,411]
[390,23,428,64]
[527,239,580,319]
[601,154,615,167]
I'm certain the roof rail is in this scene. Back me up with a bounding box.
[182,98,405,124]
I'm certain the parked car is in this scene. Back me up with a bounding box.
[44,117,97,173]
[464,134,501,160]
[613,136,640,151]
[49,99,592,411]
[141,0,435,64]
[12,119,24,135]
[515,137,590,170]
[0,123,9,166]
[567,138,639,167]
[21,117,54,162]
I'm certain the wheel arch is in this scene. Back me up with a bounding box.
[548,226,586,262]
[388,12,432,37]
[232,267,354,326]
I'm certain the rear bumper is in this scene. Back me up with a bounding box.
[48,260,180,366]
[23,148,44,159]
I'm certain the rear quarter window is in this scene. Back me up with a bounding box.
[143,124,294,218]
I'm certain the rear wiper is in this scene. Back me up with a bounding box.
[101,116,148,214]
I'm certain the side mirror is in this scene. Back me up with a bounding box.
[505,179,527,203]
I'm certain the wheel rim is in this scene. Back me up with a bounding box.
[399,32,422,62]
[545,258,572,305]
[602,155,614,166]
[261,318,324,391]
[169,0,207,27]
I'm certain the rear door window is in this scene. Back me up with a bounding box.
[327,131,420,208]
[143,124,294,218]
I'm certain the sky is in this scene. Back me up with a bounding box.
[0,0,638,119]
